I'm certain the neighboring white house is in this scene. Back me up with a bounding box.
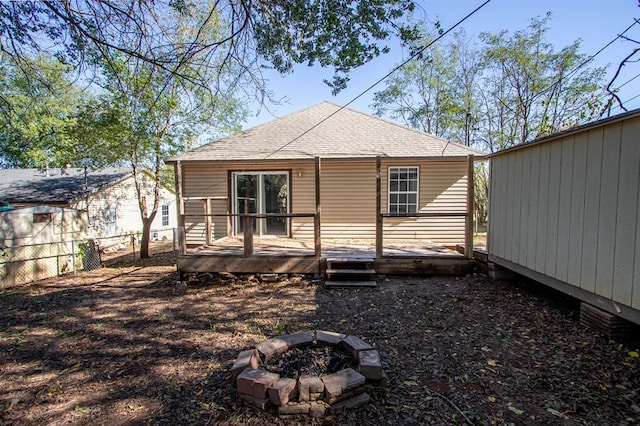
[0,167,177,245]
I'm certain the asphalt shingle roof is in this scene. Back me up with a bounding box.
[0,167,131,205]
[169,101,483,162]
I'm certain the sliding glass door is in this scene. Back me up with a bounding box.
[233,172,289,236]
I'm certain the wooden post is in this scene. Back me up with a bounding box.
[375,156,382,259]
[314,156,322,257]
[465,155,475,259]
[243,216,254,257]
[227,196,232,237]
[204,198,212,245]
[174,160,187,255]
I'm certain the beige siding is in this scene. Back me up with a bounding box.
[180,159,469,245]
[320,161,376,238]
[488,115,640,311]
[182,165,229,244]
[304,159,467,242]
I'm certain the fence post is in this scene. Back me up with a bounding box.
[131,234,136,261]
[72,240,77,274]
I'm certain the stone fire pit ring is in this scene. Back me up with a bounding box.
[230,330,385,418]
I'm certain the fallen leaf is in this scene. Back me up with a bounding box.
[599,384,607,391]
[487,359,497,367]
[628,351,639,358]
[508,406,524,415]
[487,396,496,403]
[547,407,565,418]
[75,406,91,414]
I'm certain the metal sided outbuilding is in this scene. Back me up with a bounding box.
[487,109,640,325]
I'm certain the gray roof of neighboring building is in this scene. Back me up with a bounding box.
[0,167,132,205]
[168,101,484,163]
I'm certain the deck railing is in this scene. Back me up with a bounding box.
[180,211,319,257]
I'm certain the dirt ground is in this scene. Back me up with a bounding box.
[1,247,639,425]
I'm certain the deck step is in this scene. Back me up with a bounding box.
[324,280,378,288]
[325,257,375,263]
[325,257,377,288]
[326,269,376,275]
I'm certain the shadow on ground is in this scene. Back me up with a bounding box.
[0,250,639,425]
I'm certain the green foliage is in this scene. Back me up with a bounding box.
[373,31,477,141]
[0,55,84,167]
[77,5,246,258]
[0,1,419,96]
[252,0,418,94]
[479,13,606,150]
[373,14,607,152]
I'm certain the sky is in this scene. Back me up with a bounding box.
[241,0,640,130]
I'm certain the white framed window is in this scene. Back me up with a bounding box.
[388,166,419,214]
[161,204,169,226]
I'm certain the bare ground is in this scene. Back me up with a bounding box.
[1,247,639,425]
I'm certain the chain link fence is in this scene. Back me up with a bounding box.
[0,230,176,288]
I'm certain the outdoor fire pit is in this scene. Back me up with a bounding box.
[230,330,385,418]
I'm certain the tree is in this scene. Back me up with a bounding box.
[372,39,458,138]
[373,14,606,153]
[78,15,245,258]
[0,55,84,168]
[372,30,481,144]
[0,0,419,96]
[478,14,605,151]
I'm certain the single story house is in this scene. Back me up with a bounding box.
[487,108,640,326]
[0,167,177,245]
[167,101,483,275]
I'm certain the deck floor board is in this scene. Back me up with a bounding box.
[188,237,463,258]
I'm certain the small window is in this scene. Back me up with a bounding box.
[388,167,419,214]
[161,204,169,226]
[33,212,52,223]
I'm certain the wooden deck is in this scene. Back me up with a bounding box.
[177,238,473,275]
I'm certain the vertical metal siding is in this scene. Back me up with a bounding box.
[595,123,621,299]
[545,142,562,277]
[525,146,540,269]
[567,132,588,287]
[555,136,574,283]
[615,119,640,307]
[489,115,640,311]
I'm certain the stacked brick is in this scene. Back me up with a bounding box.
[230,330,385,418]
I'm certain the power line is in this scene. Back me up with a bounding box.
[481,18,640,145]
[193,0,493,195]
[616,70,640,89]
[263,0,492,160]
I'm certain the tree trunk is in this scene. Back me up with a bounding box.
[140,217,152,259]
